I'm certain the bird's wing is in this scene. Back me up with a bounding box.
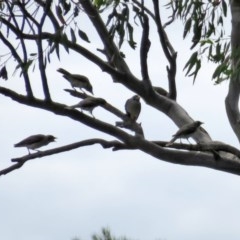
[174,122,196,137]
[71,74,89,83]
[14,134,45,147]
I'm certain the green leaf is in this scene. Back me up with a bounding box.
[61,33,69,53]
[70,28,76,43]
[54,43,60,60]
[222,0,227,17]
[127,23,136,49]
[0,66,8,80]
[183,51,198,74]
[23,60,33,73]
[60,0,71,15]
[212,63,227,79]
[78,29,90,43]
[192,60,201,83]
[116,21,125,48]
[183,18,192,39]
[191,23,202,49]
[200,39,213,46]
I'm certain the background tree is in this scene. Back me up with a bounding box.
[0,0,239,176]
[72,227,130,240]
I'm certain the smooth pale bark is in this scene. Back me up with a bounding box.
[225,0,240,143]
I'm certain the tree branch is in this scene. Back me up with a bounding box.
[1,86,240,175]
[0,31,33,97]
[79,0,131,73]
[140,14,151,86]
[154,141,240,159]
[36,1,53,101]
[3,1,34,97]
[0,86,138,144]
[64,89,144,135]
[152,0,177,100]
[0,139,125,176]
[225,1,240,144]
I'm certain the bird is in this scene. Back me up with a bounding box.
[67,97,106,117]
[14,134,56,154]
[57,68,93,94]
[125,95,141,121]
[166,121,203,146]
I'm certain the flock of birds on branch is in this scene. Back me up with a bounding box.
[14,69,203,154]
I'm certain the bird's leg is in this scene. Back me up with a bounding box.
[72,85,77,91]
[27,148,31,155]
[90,110,95,118]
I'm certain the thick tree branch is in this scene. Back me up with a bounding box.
[0,18,211,144]
[154,141,240,159]
[225,0,240,144]
[79,0,130,73]
[1,86,240,175]
[64,89,144,135]
[0,86,139,144]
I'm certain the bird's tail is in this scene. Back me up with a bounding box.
[57,68,70,75]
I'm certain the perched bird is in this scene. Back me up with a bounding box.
[14,134,56,154]
[57,68,93,94]
[125,95,141,121]
[166,121,203,146]
[67,97,106,117]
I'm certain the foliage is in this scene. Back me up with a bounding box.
[166,0,230,83]
[72,227,130,240]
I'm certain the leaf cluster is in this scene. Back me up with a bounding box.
[106,1,138,50]
[166,0,230,83]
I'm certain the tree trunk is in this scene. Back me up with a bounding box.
[225,0,240,144]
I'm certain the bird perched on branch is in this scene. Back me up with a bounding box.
[57,68,93,94]
[166,121,203,146]
[67,97,106,118]
[125,95,141,121]
[14,134,56,154]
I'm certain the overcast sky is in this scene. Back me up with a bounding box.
[1,2,240,240]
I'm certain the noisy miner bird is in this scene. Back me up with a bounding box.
[14,134,56,154]
[166,121,203,146]
[125,95,141,121]
[67,97,106,118]
[57,68,93,94]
